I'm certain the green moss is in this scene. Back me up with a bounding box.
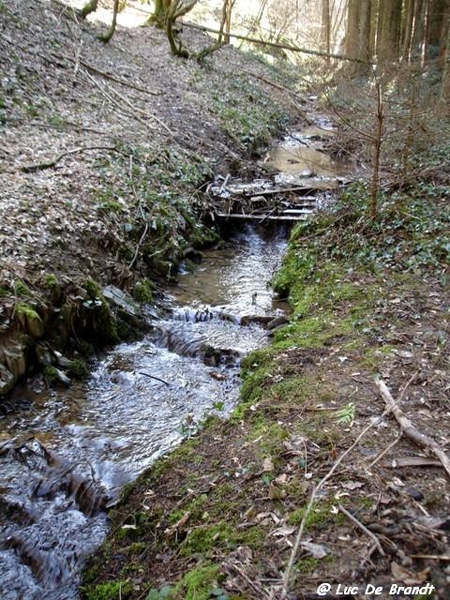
[269,376,316,404]
[14,279,32,297]
[81,279,119,345]
[16,302,42,335]
[181,522,236,555]
[359,345,395,370]
[133,278,154,303]
[68,358,91,380]
[43,365,59,382]
[84,278,102,299]
[173,563,221,600]
[295,556,322,574]
[44,273,58,288]
[288,503,335,530]
[81,580,133,600]
[247,419,289,456]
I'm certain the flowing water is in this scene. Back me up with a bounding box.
[0,114,352,598]
[0,225,288,599]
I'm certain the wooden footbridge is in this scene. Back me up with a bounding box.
[208,176,340,224]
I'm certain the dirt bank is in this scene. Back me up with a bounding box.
[0,0,296,396]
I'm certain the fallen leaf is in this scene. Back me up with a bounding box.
[270,525,297,537]
[263,457,274,472]
[301,540,329,558]
[390,562,428,585]
[269,482,287,500]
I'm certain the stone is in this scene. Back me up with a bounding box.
[103,285,139,317]
[267,316,290,330]
[3,339,28,379]
[0,362,15,396]
[35,343,54,366]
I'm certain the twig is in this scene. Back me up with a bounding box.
[20,145,118,172]
[106,80,174,137]
[368,431,403,468]
[73,40,82,78]
[81,68,174,136]
[411,554,450,560]
[128,155,149,270]
[281,397,396,598]
[376,378,450,479]
[49,50,161,96]
[338,503,385,557]
[138,372,169,386]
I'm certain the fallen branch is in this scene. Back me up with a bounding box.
[281,400,395,598]
[49,50,161,96]
[128,155,150,270]
[138,372,169,386]
[376,378,450,479]
[181,21,374,64]
[338,503,385,557]
[20,145,118,172]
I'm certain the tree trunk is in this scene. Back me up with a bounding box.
[101,0,120,43]
[432,0,450,67]
[321,0,331,63]
[440,19,450,106]
[224,0,235,44]
[345,0,359,58]
[149,0,171,28]
[218,0,234,45]
[376,0,402,62]
[166,0,198,58]
[80,0,98,19]
[345,0,372,70]
[401,0,415,60]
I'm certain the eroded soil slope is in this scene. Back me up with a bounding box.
[0,0,295,394]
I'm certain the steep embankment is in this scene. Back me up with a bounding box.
[0,0,295,395]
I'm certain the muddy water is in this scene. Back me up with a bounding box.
[267,119,351,187]
[0,225,288,600]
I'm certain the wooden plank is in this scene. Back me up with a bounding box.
[237,185,334,197]
[216,213,309,222]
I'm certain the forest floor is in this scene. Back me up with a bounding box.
[1,2,450,600]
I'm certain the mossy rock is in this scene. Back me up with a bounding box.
[16,303,44,337]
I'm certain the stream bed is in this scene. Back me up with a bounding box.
[0,115,353,599]
[0,225,288,600]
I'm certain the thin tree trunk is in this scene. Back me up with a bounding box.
[440,22,450,106]
[401,0,414,60]
[371,81,384,220]
[423,0,433,62]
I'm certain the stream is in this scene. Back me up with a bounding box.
[0,225,289,599]
[0,117,352,599]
